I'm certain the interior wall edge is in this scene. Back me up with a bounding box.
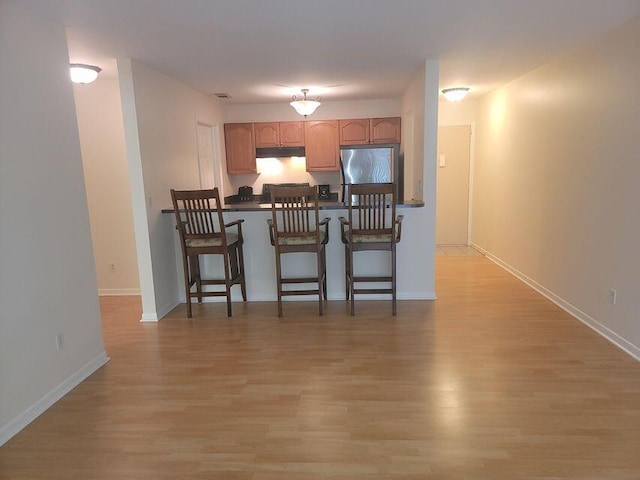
[98,289,141,296]
[0,352,110,447]
[471,242,640,362]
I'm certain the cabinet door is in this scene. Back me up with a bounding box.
[339,118,369,145]
[304,120,340,171]
[279,121,304,147]
[224,123,256,174]
[371,117,401,144]
[254,122,280,148]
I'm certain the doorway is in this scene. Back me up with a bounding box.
[196,122,223,192]
[436,125,472,245]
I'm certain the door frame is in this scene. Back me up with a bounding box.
[435,122,475,245]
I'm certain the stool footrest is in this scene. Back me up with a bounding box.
[281,277,322,284]
[281,289,320,296]
[354,288,393,295]
[352,276,393,283]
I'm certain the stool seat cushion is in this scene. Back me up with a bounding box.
[186,233,238,248]
[345,233,393,243]
[277,234,320,246]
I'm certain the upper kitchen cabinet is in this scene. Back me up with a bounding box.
[255,121,304,148]
[339,118,370,145]
[371,117,401,144]
[304,120,340,171]
[224,123,256,174]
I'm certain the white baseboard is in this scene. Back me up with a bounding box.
[174,292,437,303]
[98,288,140,296]
[140,298,180,322]
[471,243,640,361]
[0,351,110,447]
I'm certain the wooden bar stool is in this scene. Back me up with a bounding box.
[339,183,404,315]
[267,186,330,316]
[171,188,246,318]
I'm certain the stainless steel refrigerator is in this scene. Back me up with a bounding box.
[339,144,403,202]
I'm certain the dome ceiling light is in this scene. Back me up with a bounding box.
[70,64,101,84]
[442,87,470,102]
[290,89,321,117]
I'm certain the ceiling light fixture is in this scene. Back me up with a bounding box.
[290,89,321,117]
[70,64,102,84]
[442,87,470,102]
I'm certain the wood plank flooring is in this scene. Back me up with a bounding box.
[2,256,640,479]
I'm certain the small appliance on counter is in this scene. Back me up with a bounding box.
[238,185,253,201]
[318,184,331,200]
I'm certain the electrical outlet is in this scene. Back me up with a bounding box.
[609,289,617,305]
[56,333,65,352]
[110,263,116,272]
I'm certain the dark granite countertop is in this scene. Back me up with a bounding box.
[162,199,424,213]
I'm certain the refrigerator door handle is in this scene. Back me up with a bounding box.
[339,156,346,203]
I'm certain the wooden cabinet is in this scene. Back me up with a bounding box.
[279,122,305,147]
[224,123,256,174]
[224,117,400,174]
[255,121,304,148]
[340,117,401,146]
[339,118,370,145]
[371,117,401,144]
[304,120,340,171]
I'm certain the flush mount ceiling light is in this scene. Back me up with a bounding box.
[442,87,470,102]
[70,64,101,84]
[290,89,321,117]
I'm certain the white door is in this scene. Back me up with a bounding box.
[196,122,220,190]
[436,125,471,245]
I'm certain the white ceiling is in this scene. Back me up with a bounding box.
[35,0,640,103]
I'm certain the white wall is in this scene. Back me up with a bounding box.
[225,99,401,123]
[399,61,439,300]
[402,67,426,201]
[472,16,640,358]
[118,59,227,320]
[438,99,477,126]
[74,76,140,295]
[0,2,107,445]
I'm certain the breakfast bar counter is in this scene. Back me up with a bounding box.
[161,199,424,213]
[160,199,431,313]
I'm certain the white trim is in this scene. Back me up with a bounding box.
[0,352,110,447]
[175,292,437,303]
[472,243,640,362]
[467,121,475,245]
[98,288,141,296]
[139,299,180,322]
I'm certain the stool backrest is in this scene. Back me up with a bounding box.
[270,185,320,240]
[346,183,396,236]
[171,188,226,244]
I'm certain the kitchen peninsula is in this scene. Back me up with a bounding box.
[161,197,427,308]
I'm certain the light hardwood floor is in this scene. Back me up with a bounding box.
[2,256,640,479]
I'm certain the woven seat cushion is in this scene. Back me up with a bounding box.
[346,233,393,243]
[277,234,319,246]
[186,233,238,248]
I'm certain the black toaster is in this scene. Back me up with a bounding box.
[238,186,253,201]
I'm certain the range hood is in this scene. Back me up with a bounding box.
[255,146,306,158]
